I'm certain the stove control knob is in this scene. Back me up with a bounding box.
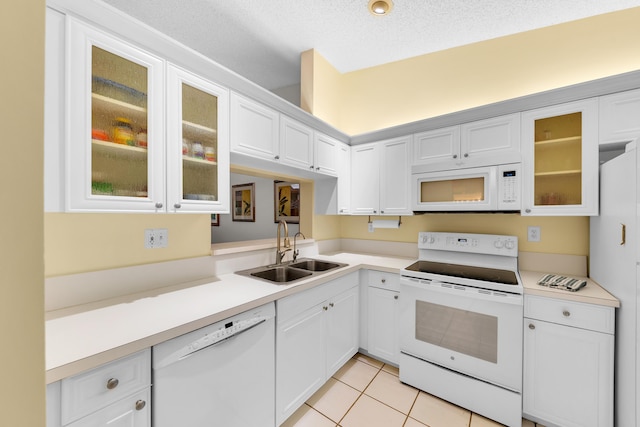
[494,240,504,249]
[505,240,515,250]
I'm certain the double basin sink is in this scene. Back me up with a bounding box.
[236,258,348,285]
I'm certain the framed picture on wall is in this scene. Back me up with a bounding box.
[232,183,255,222]
[211,213,220,226]
[274,181,300,223]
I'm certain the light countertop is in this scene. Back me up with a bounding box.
[46,252,619,384]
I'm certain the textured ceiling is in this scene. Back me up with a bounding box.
[103,0,640,91]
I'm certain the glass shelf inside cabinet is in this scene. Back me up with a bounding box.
[533,112,582,206]
[181,83,219,202]
[91,46,149,198]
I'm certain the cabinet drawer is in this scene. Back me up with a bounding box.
[524,295,614,334]
[368,270,400,291]
[67,388,150,427]
[61,349,151,424]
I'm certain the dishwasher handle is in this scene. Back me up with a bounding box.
[154,315,270,370]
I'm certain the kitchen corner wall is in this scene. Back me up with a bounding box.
[303,7,640,135]
[335,215,589,256]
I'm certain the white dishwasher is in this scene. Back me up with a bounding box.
[152,302,275,427]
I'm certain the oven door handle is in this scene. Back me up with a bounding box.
[400,277,523,305]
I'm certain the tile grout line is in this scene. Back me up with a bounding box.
[334,358,383,426]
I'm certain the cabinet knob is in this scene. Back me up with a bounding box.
[525,208,531,213]
[373,210,377,214]
[174,203,181,209]
[453,154,458,159]
[528,323,535,330]
[135,400,146,411]
[381,210,385,214]
[316,167,320,171]
[323,306,328,311]
[381,279,386,283]
[155,202,163,209]
[464,153,469,158]
[309,165,314,169]
[274,155,280,160]
[329,302,334,308]
[106,378,119,390]
[394,295,399,300]
[563,310,571,317]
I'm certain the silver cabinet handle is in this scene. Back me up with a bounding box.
[174,203,181,209]
[528,323,535,330]
[394,295,398,300]
[323,306,328,311]
[274,155,280,160]
[135,400,146,411]
[309,165,314,169]
[525,208,531,213]
[453,154,458,159]
[106,378,119,390]
[563,310,571,317]
[373,210,377,214]
[464,153,469,158]
[381,279,386,283]
[329,302,334,308]
[316,167,320,171]
[155,202,163,209]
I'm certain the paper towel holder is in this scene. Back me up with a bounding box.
[368,216,403,227]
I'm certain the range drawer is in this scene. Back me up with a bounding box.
[524,295,614,334]
[61,348,151,424]
[368,270,400,291]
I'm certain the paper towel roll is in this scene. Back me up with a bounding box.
[371,219,400,229]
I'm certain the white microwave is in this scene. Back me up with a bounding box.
[411,163,521,212]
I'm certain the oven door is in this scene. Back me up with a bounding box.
[399,277,523,392]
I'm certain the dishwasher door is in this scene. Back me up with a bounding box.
[152,302,275,427]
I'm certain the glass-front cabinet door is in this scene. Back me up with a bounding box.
[166,65,229,213]
[67,18,165,212]
[521,99,599,216]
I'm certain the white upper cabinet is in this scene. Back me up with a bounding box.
[521,99,599,216]
[279,115,314,170]
[412,114,520,170]
[314,133,339,177]
[67,18,165,212]
[599,89,640,146]
[60,18,230,213]
[351,136,412,215]
[230,92,280,160]
[337,142,351,214]
[166,65,229,213]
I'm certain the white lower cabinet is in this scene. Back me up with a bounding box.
[523,296,614,427]
[47,349,151,427]
[276,272,359,425]
[365,271,400,365]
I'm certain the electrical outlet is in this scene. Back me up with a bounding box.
[145,228,168,248]
[528,226,541,242]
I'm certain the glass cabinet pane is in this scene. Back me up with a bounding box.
[181,83,219,202]
[533,112,582,206]
[91,46,149,198]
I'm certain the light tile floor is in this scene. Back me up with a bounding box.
[282,353,544,427]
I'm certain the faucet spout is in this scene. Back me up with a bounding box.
[293,231,306,262]
[276,220,291,264]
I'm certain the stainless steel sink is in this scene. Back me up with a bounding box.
[289,259,342,272]
[236,258,348,285]
[250,266,312,283]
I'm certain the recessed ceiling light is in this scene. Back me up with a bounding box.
[368,0,393,16]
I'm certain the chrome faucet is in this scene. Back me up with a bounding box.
[293,231,306,262]
[275,220,291,264]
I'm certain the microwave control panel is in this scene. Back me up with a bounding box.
[497,163,521,209]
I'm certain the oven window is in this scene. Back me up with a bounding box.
[420,177,485,203]
[415,300,498,363]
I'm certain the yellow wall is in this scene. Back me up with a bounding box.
[1,0,46,424]
[44,213,212,276]
[305,7,640,135]
[338,215,589,255]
